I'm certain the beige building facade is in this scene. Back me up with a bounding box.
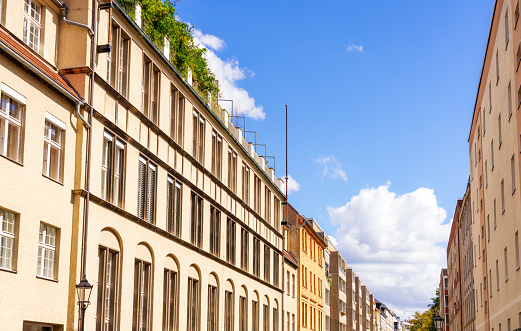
[0,0,288,330]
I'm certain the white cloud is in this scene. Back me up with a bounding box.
[192,29,266,120]
[314,156,348,181]
[281,175,300,195]
[347,43,364,53]
[328,184,450,319]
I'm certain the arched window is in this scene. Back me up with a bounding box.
[187,265,201,331]
[263,295,270,331]
[163,255,179,331]
[132,243,153,331]
[239,286,248,331]
[224,280,235,331]
[252,291,260,331]
[207,273,219,331]
[273,299,279,331]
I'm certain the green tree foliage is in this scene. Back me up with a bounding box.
[409,289,440,331]
[118,0,220,99]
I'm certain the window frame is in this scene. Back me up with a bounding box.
[0,208,17,271]
[0,86,25,163]
[22,0,42,53]
[137,156,157,223]
[163,267,179,331]
[42,113,66,183]
[37,222,58,280]
[192,109,205,164]
[211,130,222,180]
[108,23,130,97]
[170,85,184,146]
[209,205,221,257]
[132,258,152,331]
[166,175,182,237]
[190,191,203,248]
[97,245,120,331]
[101,130,126,208]
[226,218,236,265]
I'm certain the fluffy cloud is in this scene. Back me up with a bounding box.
[347,43,364,53]
[282,174,300,195]
[192,29,266,120]
[314,156,348,181]
[328,184,450,318]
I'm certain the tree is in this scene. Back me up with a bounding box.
[409,289,440,331]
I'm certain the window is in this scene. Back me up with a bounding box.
[253,237,260,277]
[43,115,65,182]
[499,114,503,147]
[241,228,249,271]
[170,86,184,146]
[516,2,520,29]
[274,198,281,232]
[137,156,157,223]
[209,206,220,257]
[497,50,500,84]
[190,192,203,248]
[273,252,279,287]
[325,288,330,305]
[502,179,505,214]
[239,296,248,331]
[254,175,262,213]
[187,275,200,331]
[265,187,271,224]
[487,215,491,241]
[166,176,182,236]
[506,9,511,48]
[22,0,41,52]
[286,270,290,295]
[242,163,250,204]
[516,231,520,270]
[263,303,270,331]
[163,268,178,331]
[485,161,488,187]
[37,223,57,279]
[292,314,295,331]
[512,155,516,194]
[252,299,259,331]
[192,110,205,163]
[496,259,500,290]
[509,81,513,119]
[273,306,279,331]
[211,131,222,179]
[108,24,129,96]
[494,199,497,228]
[292,274,295,297]
[207,283,218,331]
[224,290,234,331]
[141,56,160,125]
[264,245,271,283]
[0,208,16,270]
[228,148,237,192]
[97,246,119,331]
[490,82,493,112]
[226,218,236,265]
[101,131,126,207]
[505,247,509,281]
[132,259,152,331]
[491,140,495,170]
[0,89,24,162]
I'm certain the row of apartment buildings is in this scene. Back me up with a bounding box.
[0,0,405,329]
[443,1,521,331]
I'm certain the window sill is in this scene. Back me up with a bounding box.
[36,275,58,283]
[42,174,64,186]
[0,154,23,166]
[0,267,17,274]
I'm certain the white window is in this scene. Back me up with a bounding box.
[0,208,15,270]
[0,87,25,163]
[37,223,57,279]
[101,131,126,207]
[22,0,41,52]
[137,156,156,223]
[43,114,65,182]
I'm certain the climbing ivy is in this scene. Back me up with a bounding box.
[118,0,220,101]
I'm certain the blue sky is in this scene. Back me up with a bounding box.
[177,0,495,318]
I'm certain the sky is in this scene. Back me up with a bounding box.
[176,0,496,319]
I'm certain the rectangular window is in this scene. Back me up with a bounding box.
[252,300,259,331]
[132,259,151,331]
[163,268,178,331]
[512,155,516,194]
[499,114,503,147]
[239,296,248,331]
[263,304,270,331]
[170,86,184,146]
[0,208,16,271]
[187,277,200,331]
[211,131,222,179]
[166,176,182,237]
[273,252,279,287]
[224,290,234,331]
[207,284,218,331]
[286,270,290,295]
[241,227,249,271]
[101,131,126,207]
[516,2,520,29]
[494,199,497,228]
[43,116,65,182]
[506,9,510,48]
[491,140,495,170]
[516,231,520,270]
[141,57,160,125]
[264,245,270,283]
[37,223,57,279]
[253,236,260,277]
[292,274,295,297]
[190,192,203,248]
[97,246,119,331]
[497,50,500,83]
[209,206,221,257]
[487,215,491,241]
[502,179,506,214]
[108,24,129,96]
[192,110,205,163]
[0,90,24,163]
[254,175,262,213]
[292,314,295,331]
[509,81,513,119]
[505,247,509,281]
[485,161,488,188]
[274,197,280,232]
[273,307,279,331]
[490,82,493,112]
[265,187,271,224]
[22,0,41,52]
[137,156,157,223]
[228,148,237,193]
[496,259,500,290]
[242,163,250,204]
[226,218,236,265]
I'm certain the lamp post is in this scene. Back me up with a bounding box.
[434,314,444,331]
[76,277,93,331]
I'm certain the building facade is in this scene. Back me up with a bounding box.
[440,269,450,331]
[448,200,463,331]
[0,0,288,330]
[459,184,476,331]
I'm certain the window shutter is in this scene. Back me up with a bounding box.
[137,158,146,220]
[175,182,181,237]
[147,163,156,223]
[167,178,173,233]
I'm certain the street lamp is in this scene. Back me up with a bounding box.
[434,314,444,331]
[76,277,93,331]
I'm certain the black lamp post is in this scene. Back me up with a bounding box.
[434,314,444,331]
[76,277,93,331]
